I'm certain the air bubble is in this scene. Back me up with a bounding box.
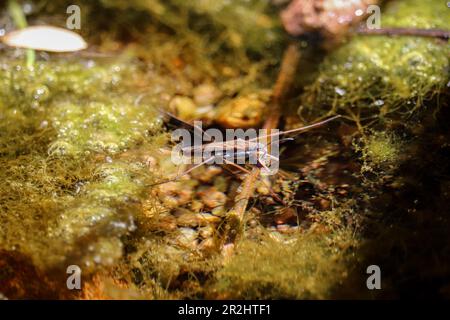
[334,87,346,96]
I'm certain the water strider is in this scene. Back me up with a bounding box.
[152,110,341,186]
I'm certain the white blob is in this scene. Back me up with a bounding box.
[355,9,364,16]
[2,25,87,52]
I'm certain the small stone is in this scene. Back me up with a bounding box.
[193,83,222,106]
[214,94,267,128]
[176,211,220,227]
[198,187,227,209]
[248,219,258,228]
[176,212,201,227]
[169,96,197,120]
[190,165,223,183]
[274,207,298,225]
[198,212,221,225]
[157,182,193,208]
[39,120,49,129]
[190,200,204,212]
[199,225,215,239]
[198,237,216,252]
[276,224,291,233]
[175,227,198,249]
[148,215,178,232]
[211,206,227,217]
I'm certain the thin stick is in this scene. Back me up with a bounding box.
[223,158,285,204]
[233,167,261,219]
[223,167,261,244]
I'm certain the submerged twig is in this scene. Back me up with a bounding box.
[223,43,301,246]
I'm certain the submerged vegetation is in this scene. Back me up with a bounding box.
[214,229,356,299]
[0,0,449,299]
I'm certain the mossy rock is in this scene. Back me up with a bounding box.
[301,0,449,123]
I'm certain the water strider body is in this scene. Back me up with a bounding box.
[154,110,341,185]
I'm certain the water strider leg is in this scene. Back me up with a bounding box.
[222,158,251,174]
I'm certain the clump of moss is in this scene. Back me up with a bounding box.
[127,238,220,298]
[0,59,163,158]
[355,131,403,173]
[301,0,449,123]
[213,228,356,299]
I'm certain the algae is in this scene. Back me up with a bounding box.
[354,130,403,174]
[0,56,168,271]
[214,228,356,299]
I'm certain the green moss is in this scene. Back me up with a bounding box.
[362,132,402,168]
[354,131,404,172]
[0,55,171,271]
[301,0,449,123]
[214,229,355,299]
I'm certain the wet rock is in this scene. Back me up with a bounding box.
[176,211,221,227]
[169,96,197,120]
[190,165,223,183]
[197,187,227,209]
[276,224,299,234]
[198,238,216,252]
[193,83,222,106]
[175,228,198,249]
[211,206,227,217]
[148,215,178,232]
[157,182,193,207]
[176,212,200,227]
[199,225,215,239]
[281,0,379,38]
[215,94,267,128]
[274,207,298,225]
